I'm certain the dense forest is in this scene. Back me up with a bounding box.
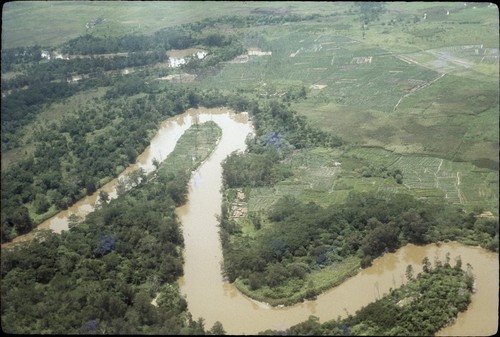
[218,92,497,306]
[219,187,497,303]
[259,255,474,335]
[1,122,224,334]
[1,3,498,335]
[1,72,342,243]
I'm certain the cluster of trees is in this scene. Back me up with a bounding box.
[222,149,293,189]
[1,45,43,72]
[245,99,343,150]
[1,82,79,149]
[259,255,474,335]
[219,189,497,301]
[58,26,244,60]
[353,2,387,24]
[1,50,167,92]
[1,83,223,242]
[1,123,225,334]
[358,163,403,184]
[60,27,219,55]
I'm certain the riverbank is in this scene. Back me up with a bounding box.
[233,256,360,307]
[1,108,496,335]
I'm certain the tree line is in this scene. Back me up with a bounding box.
[1,84,238,242]
[219,187,497,305]
[258,255,474,335]
[3,77,330,243]
[217,89,497,305]
[1,50,167,92]
[1,122,225,334]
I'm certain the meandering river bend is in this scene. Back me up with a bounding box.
[5,108,498,335]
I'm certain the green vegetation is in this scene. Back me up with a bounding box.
[259,255,474,335]
[1,122,223,334]
[220,182,497,305]
[1,85,190,242]
[2,2,344,49]
[1,1,498,335]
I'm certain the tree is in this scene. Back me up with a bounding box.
[210,321,226,335]
[464,263,474,291]
[152,157,161,170]
[266,263,288,287]
[354,2,386,24]
[361,222,399,258]
[401,210,429,244]
[422,256,432,273]
[128,168,145,187]
[98,190,110,205]
[68,214,83,228]
[126,147,138,164]
[6,206,33,235]
[405,264,414,282]
[34,193,50,214]
[132,290,159,326]
[116,177,128,197]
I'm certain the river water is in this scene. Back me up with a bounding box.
[4,108,498,335]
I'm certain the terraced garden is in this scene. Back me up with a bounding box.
[236,145,498,221]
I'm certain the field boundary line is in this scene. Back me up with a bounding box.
[434,159,443,188]
[393,73,446,112]
[456,171,465,204]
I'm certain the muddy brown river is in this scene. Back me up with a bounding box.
[5,108,498,335]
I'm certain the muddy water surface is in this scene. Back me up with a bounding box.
[6,108,242,244]
[175,110,499,335]
[4,108,498,335]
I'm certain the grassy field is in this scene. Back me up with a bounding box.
[191,2,498,170]
[1,87,107,170]
[234,145,498,222]
[3,1,498,216]
[1,1,348,49]
[234,255,360,306]
[160,120,222,175]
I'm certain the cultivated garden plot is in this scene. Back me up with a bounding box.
[345,147,498,214]
[389,155,499,210]
[199,30,440,114]
[247,187,281,213]
[402,45,499,74]
[346,147,401,167]
[283,148,342,192]
[245,143,498,216]
[245,149,343,213]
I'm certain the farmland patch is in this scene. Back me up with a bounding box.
[310,84,327,90]
[345,147,498,214]
[248,48,272,56]
[156,73,197,82]
[404,45,499,75]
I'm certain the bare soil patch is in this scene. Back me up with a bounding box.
[248,48,272,56]
[167,48,207,58]
[156,73,197,82]
[310,84,327,90]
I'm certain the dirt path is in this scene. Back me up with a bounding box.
[393,73,446,112]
